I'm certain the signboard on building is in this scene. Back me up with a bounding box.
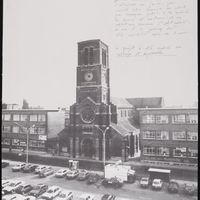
[38,135,47,141]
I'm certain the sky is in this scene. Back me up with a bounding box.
[3,0,198,109]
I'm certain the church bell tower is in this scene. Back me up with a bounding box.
[69,39,117,160]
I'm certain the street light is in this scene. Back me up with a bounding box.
[13,122,35,163]
[95,125,109,176]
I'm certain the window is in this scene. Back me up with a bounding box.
[20,114,28,121]
[2,139,10,145]
[37,127,45,134]
[143,131,155,139]
[4,114,11,121]
[13,114,20,121]
[38,114,46,122]
[173,147,187,157]
[143,146,155,155]
[2,126,11,133]
[156,131,169,140]
[188,149,198,158]
[89,47,94,64]
[29,140,45,147]
[30,127,37,134]
[102,48,107,66]
[84,48,89,65]
[30,115,37,122]
[172,131,186,140]
[121,110,123,117]
[155,147,169,156]
[12,139,20,145]
[172,114,185,123]
[186,114,198,124]
[141,115,155,124]
[187,132,198,141]
[155,115,169,124]
[12,126,20,133]
[19,141,26,146]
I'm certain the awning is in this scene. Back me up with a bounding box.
[148,168,171,174]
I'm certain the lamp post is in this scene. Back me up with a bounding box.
[95,125,109,176]
[14,122,35,163]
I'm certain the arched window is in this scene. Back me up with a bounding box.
[89,47,93,64]
[84,48,89,65]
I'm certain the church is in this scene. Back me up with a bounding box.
[59,39,141,161]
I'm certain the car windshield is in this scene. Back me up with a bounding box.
[47,189,53,193]
[141,178,148,181]
[9,183,17,186]
[154,180,160,184]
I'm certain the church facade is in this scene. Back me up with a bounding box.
[68,39,140,161]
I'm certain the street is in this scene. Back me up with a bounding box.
[2,160,197,200]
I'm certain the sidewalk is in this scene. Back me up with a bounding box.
[2,148,197,180]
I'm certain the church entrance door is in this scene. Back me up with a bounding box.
[81,138,95,158]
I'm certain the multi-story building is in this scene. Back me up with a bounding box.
[2,108,65,152]
[138,107,198,165]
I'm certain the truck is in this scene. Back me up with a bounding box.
[104,163,136,183]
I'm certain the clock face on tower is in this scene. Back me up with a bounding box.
[84,72,93,82]
[80,105,96,123]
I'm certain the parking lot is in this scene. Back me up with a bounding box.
[2,160,197,200]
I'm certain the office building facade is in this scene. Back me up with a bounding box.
[138,107,198,164]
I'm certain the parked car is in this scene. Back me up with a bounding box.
[2,179,14,189]
[54,190,73,200]
[77,169,89,181]
[39,168,54,178]
[167,180,179,193]
[2,194,27,200]
[87,173,100,185]
[182,183,197,196]
[28,183,48,198]
[12,163,26,172]
[140,177,150,188]
[24,196,37,200]
[34,166,49,174]
[101,194,116,200]
[55,168,69,178]
[66,169,79,179]
[78,193,95,200]
[22,164,38,173]
[102,177,123,189]
[15,183,33,194]
[41,186,62,200]
[2,161,9,168]
[3,180,24,194]
[152,179,163,190]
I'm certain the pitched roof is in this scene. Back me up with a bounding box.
[111,97,133,108]
[110,119,139,137]
[126,97,164,108]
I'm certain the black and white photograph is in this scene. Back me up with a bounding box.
[2,0,198,200]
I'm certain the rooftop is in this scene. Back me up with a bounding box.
[126,97,164,108]
[111,97,133,108]
[137,106,198,111]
